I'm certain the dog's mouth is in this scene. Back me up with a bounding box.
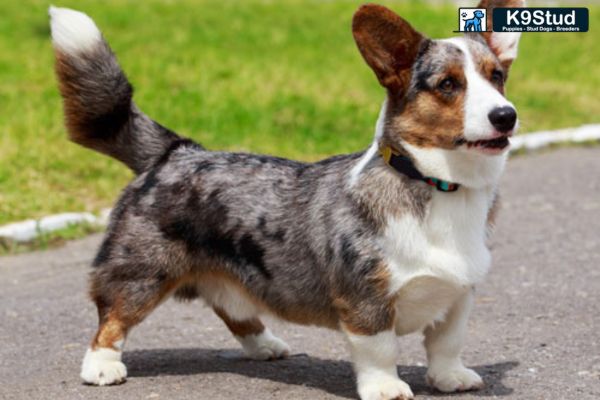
[455,136,510,154]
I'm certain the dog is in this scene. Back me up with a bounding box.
[49,0,523,398]
[463,10,486,31]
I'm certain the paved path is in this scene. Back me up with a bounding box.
[1,147,599,400]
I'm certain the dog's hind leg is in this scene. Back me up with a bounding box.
[80,267,180,385]
[201,278,289,360]
[213,307,290,360]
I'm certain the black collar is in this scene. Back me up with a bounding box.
[379,146,460,192]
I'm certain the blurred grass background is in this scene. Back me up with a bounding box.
[0,0,598,225]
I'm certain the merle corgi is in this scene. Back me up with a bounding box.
[50,1,523,398]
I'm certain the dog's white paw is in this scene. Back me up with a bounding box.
[426,365,483,393]
[236,328,291,360]
[358,375,414,400]
[80,347,127,386]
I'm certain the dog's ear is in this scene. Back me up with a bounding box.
[352,4,427,93]
[475,0,526,71]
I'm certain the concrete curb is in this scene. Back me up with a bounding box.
[509,124,600,152]
[1,125,599,243]
[0,209,111,243]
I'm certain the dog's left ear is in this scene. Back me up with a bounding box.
[352,4,427,93]
[475,0,526,71]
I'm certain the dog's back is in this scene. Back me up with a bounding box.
[94,143,378,327]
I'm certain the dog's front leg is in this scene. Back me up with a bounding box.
[340,302,413,400]
[345,328,413,400]
[423,290,483,393]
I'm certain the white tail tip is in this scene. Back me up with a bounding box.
[49,6,102,55]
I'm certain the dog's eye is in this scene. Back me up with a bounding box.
[437,78,457,93]
[491,70,504,85]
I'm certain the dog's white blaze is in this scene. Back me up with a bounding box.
[49,6,102,55]
[345,329,414,400]
[348,99,387,185]
[443,37,514,142]
[235,328,291,360]
[80,347,127,386]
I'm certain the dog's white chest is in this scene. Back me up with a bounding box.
[381,187,494,334]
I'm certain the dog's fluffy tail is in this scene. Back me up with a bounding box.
[49,6,183,174]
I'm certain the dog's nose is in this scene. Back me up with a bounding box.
[488,106,517,133]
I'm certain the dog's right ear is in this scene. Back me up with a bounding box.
[352,4,427,93]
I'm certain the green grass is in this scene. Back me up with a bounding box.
[1,0,598,225]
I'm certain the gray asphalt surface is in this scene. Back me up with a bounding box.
[1,147,599,400]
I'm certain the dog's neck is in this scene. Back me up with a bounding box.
[379,145,460,192]
[401,142,507,189]
[353,99,508,190]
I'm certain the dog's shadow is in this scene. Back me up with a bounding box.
[125,348,517,398]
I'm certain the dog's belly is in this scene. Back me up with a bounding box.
[193,272,341,329]
[196,276,263,321]
[393,275,466,335]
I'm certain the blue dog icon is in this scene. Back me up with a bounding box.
[463,10,485,31]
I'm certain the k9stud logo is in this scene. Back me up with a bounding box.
[493,8,589,32]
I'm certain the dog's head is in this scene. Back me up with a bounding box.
[474,10,485,18]
[353,0,524,162]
